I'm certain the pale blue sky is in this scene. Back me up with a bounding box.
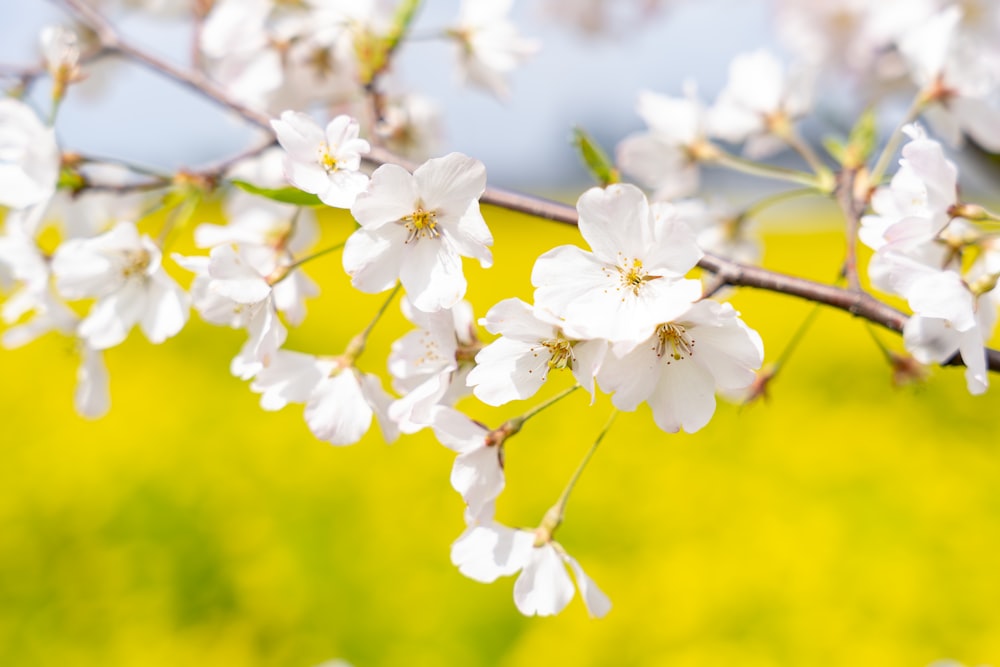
[1,1,774,189]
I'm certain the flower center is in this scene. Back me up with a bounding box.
[121,248,152,279]
[541,337,575,370]
[401,207,440,243]
[319,145,338,172]
[616,257,659,295]
[654,323,695,361]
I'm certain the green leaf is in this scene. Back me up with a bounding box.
[572,126,620,187]
[822,137,846,165]
[230,180,324,207]
[845,108,878,168]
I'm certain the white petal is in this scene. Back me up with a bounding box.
[564,553,611,618]
[305,370,373,445]
[451,523,533,583]
[513,545,575,616]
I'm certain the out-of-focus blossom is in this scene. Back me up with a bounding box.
[616,84,709,201]
[451,0,539,99]
[0,98,60,211]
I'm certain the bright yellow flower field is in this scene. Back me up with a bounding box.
[1,203,998,666]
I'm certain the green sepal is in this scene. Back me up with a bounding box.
[572,126,620,187]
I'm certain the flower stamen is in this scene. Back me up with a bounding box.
[401,207,441,243]
[654,323,695,361]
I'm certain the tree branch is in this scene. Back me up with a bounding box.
[50,0,1000,376]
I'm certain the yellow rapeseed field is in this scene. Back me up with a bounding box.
[1,202,999,666]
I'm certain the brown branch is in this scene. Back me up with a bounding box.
[51,0,1000,377]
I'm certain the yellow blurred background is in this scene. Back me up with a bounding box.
[2,202,999,667]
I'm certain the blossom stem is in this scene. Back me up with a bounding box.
[773,302,822,371]
[836,168,866,292]
[708,149,827,191]
[345,283,403,362]
[280,240,346,277]
[540,410,618,537]
[869,95,927,186]
[740,187,816,219]
[512,384,580,427]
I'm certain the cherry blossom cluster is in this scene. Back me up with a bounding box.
[3,0,1000,621]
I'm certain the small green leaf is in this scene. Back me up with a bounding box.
[572,126,620,187]
[845,108,878,168]
[57,167,85,193]
[230,180,324,207]
[822,137,846,165]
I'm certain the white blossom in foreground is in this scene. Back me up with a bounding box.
[344,153,492,313]
[272,112,370,208]
[250,349,399,445]
[598,300,764,433]
[616,84,710,201]
[532,183,702,348]
[429,406,505,518]
[51,221,189,350]
[0,98,60,210]
[466,297,606,406]
[451,513,611,618]
[451,0,540,99]
[707,49,813,158]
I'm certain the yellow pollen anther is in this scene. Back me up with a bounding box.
[122,248,152,279]
[401,207,440,243]
[654,323,695,361]
[617,258,660,295]
[541,337,575,370]
[319,146,338,172]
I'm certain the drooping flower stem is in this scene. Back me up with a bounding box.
[708,148,829,191]
[277,240,347,278]
[869,94,928,185]
[741,187,817,219]
[536,410,618,543]
[345,283,403,363]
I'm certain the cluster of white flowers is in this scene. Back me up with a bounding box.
[4,0,1000,623]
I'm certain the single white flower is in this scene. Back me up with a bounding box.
[251,348,399,445]
[40,25,83,92]
[451,514,611,618]
[429,406,505,518]
[616,84,709,201]
[272,111,370,208]
[466,297,606,406]
[899,6,1000,151]
[51,221,189,350]
[597,300,764,433]
[387,298,479,433]
[707,49,814,158]
[451,0,540,99]
[860,124,958,251]
[0,98,60,211]
[531,183,703,348]
[344,152,492,313]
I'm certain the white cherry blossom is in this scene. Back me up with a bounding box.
[616,84,709,201]
[251,349,399,445]
[429,406,505,518]
[451,514,611,618]
[0,98,60,211]
[598,300,764,433]
[899,6,1000,151]
[272,112,370,209]
[707,49,814,158]
[51,221,189,350]
[466,297,606,405]
[344,152,492,313]
[451,0,540,99]
[531,183,703,348]
[387,299,479,433]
